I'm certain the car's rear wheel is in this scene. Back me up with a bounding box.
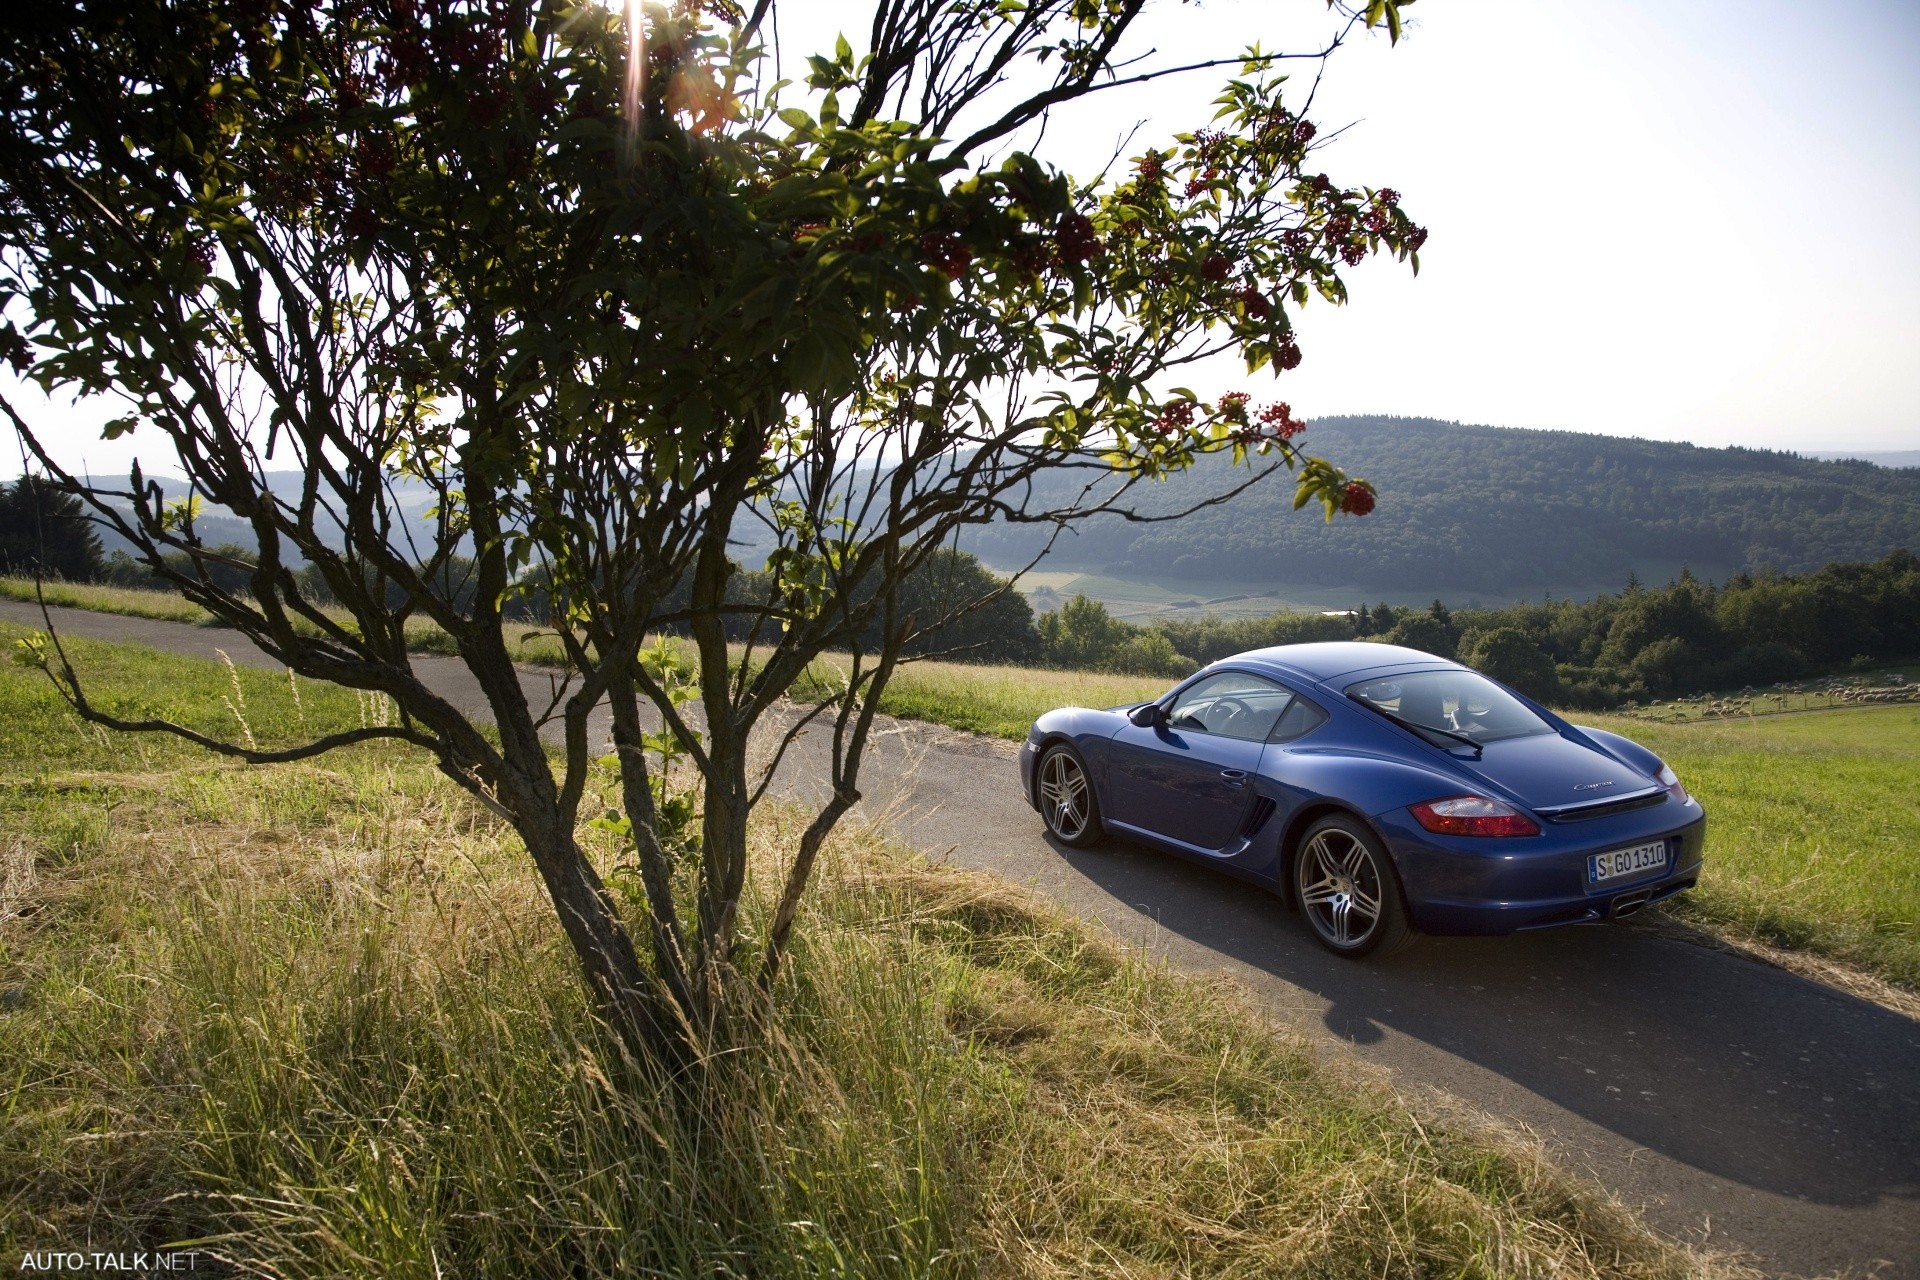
[1294,814,1413,957]
[1038,744,1102,848]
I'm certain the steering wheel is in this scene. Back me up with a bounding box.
[1210,696,1255,732]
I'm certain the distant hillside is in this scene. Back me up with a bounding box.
[963,416,1920,595]
[1807,450,1920,469]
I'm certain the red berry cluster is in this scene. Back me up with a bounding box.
[920,230,973,281]
[354,135,396,181]
[378,3,515,123]
[1200,253,1231,283]
[1276,334,1302,371]
[1011,240,1054,282]
[1134,151,1164,186]
[1228,400,1305,447]
[1259,401,1305,437]
[1238,285,1271,320]
[1182,128,1231,198]
[256,139,326,214]
[522,76,559,117]
[1150,399,1197,436]
[1054,213,1102,263]
[1340,482,1376,516]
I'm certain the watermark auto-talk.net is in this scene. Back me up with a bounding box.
[17,1253,203,1273]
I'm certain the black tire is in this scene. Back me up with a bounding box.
[1292,813,1414,958]
[1036,744,1103,848]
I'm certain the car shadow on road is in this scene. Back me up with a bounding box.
[1048,833,1920,1212]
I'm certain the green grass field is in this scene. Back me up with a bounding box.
[1579,708,1920,990]
[0,627,1749,1277]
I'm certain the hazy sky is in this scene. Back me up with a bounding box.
[7,0,1917,480]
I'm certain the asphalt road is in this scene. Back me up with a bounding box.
[4,598,1916,1278]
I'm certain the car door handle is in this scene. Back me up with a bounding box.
[1220,769,1248,787]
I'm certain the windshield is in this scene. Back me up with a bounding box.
[1346,670,1554,746]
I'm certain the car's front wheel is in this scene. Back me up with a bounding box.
[1037,744,1103,848]
[1294,814,1413,957]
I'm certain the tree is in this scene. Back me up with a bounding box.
[0,0,1423,1064]
[1037,594,1136,669]
[0,473,104,580]
[879,548,1037,664]
[1458,625,1558,703]
[1380,612,1453,658]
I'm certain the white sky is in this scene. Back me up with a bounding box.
[8,0,1917,480]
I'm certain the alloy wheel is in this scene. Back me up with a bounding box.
[1040,749,1091,842]
[1298,827,1385,949]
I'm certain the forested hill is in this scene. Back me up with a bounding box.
[963,416,1920,595]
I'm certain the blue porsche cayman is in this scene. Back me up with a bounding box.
[1019,642,1706,957]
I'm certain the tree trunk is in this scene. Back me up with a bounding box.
[519,814,686,1063]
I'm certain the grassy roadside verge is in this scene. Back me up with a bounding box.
[0,575,571,664]
[0,631,1752,1278]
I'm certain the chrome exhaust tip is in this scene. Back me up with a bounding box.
[1610,890,1653,920]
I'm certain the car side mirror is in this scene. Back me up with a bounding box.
[1128,702,1165,728]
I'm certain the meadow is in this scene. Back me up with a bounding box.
[0,626,1752,1277]
[1580,707,1920,990]
[6,577,1915,991]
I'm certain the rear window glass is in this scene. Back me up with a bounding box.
[1346,670,1552,745]
[1268,696,1327,744]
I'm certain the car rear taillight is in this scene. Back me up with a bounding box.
[1409,795,1541,838]
[1656,762,1689,803]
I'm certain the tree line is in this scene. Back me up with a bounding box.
[1018,553,1920,707]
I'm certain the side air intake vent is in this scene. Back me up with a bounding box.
[1240,796,1277,838]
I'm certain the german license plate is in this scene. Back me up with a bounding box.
[1589,840,1668,886]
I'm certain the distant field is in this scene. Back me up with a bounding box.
[1002,567,1489,622]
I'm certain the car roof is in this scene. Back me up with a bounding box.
[1228,641,1460,683]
